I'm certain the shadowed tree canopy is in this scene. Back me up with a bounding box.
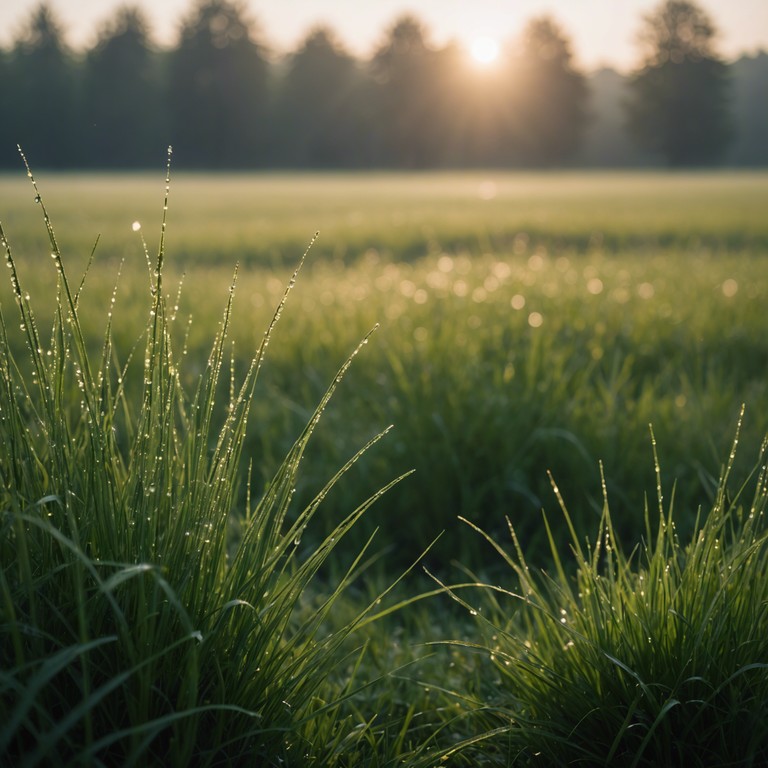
[627,0,731,166]
[168,0,270,167]
[0,49,12,167]
[368,15,456,167]
[504,16,589,166]
[727,51,768,166]
[81,7,166,167]
[10,3,78,167]
[273,27,363,167]
[0,1,763,169]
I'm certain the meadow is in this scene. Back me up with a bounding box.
[2,168,768,765]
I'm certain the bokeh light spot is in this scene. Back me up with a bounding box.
[528,311,543,328]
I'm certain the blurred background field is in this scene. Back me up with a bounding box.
[2,169,767,568]
[2,171,767,266]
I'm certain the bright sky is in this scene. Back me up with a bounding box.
[1,0,766,72]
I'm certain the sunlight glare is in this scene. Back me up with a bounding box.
[470,36,500,66]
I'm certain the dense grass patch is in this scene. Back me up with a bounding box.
[1,174,768,567]
[0,159,415,765]
[435,422,768,766]
[3,172,768,567]
[272,247,768,566]
[2,167,767,765]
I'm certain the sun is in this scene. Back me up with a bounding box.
[469,36,500,66]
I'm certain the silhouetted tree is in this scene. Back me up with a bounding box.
[168,0,270,167]
[577,68,650,167]
[9,3,78,167]
[504,16,589,165]
[627,0,731,166]
[726,51,768,166]
[273,27,363,167]
[0,49,14,167]
[368,16,455,167]
[4,2,763,170]
[81,7,166,167]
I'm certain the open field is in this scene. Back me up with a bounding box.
[2,170,768,765]
[1,170,767,267]
[2,170,767,562]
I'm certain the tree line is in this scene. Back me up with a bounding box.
[0,0,762,170]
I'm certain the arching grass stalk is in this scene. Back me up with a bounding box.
[0,153,410,766]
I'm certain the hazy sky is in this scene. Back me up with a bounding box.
[1,0,766,72]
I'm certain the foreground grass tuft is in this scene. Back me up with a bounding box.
[0,154,410,766]
[437,417,768,766]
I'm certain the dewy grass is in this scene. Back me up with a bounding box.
[3,172,767,570]
[0,152,411,766]
[435,414,768,767]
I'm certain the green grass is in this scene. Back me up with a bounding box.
[2,165,768,765]
[1,171,766,268]
[432,419,768,766]
[3,171,768,567]
[0,158,415,766]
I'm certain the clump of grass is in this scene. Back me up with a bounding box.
[0,152,410,766]
[437,415,768,766]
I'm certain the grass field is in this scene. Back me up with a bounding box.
[2,168,768,765]
[1,171,767,267]
[3,170,767,562]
